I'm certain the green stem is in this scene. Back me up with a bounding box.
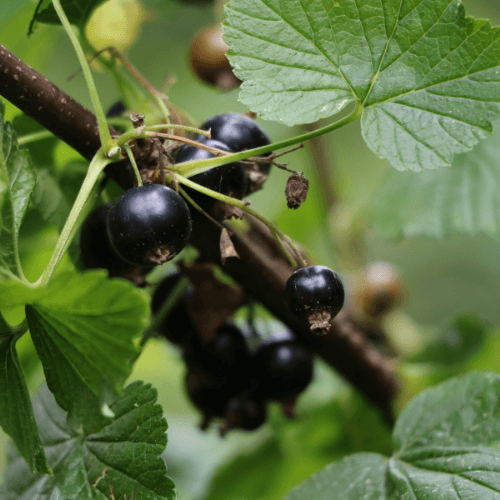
[35,152,111,287]
[174,102,363,178]
[116,124,211,146]
[18,130,53,146]
[124,144,142,186]
[176,174,305,268]
[52,0,114,150]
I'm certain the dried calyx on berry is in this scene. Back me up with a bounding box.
[175,139,248,210]
[284,265,345,334]
[107,184,192,267]
[190,25,239,90]
[195,113,271,194]
[151,271,195,346]
[220,395,267,435]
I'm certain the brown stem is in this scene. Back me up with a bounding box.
[0,44,398,422]
[0,43,133,189]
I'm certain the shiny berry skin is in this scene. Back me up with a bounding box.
[284,265,344,320]
[196,114,270,160]
[107,184,192,267]
[151,272,195,345]
[176,139,247,208]
[223,396,267,432]
[254,342,313,400]
[204,323,250,376]
[190,26,239,89]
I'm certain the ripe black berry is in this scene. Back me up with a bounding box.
[222,396,267,433]
[185,364,248,419]
[196,114,270,161]
[151,272,195,346]
[79,203,133,277]
[284,266,344,331]
[190,26,239,89]
[204,323,250,376]
[107,184,192,267]
[253,342,313,400]
[106,100,126,118]
[175,139,247,209]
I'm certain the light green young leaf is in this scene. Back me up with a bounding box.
[0,100,36,281]
[282,371,500,500]
[0,382,176,500]
[23,269,149,430]
[0,334,51,475]
[373,122,500,239]
[224,0,500,171]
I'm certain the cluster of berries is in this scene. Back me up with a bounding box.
[79,113,270,273]
[152,272,315,434]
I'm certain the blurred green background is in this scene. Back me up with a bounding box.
[1,0,500,498]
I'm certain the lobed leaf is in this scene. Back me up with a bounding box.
[0,382,176,500]
[0,100,36,281]
[224,0,500,171]
[373,121,500,239]
[23,269,149,430]
[0,334,51,475]
[282,371,500,499]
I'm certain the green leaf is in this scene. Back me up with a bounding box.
[282,371,500,499]
[0,382,176,500]
[31,168,73,231]
[373,122,500,239]
[23,269,149,430]
[29,0,107,33]
[0,311,11,337]
[0,100,36,281]
[0,334,51,475]
[409,314,488,366]
[224,0,500,171]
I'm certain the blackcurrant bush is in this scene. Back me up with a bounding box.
[190,25,239,90]
[176,139,248,209]
[107,184,192,267]
[106,100,126,118]
[356,262,404,318]
[253,342,313,400]
[196,114,271,161]
[223,396,267,432]
[284,265,345,325]
[151,272,195,346]
[79,203,131,276]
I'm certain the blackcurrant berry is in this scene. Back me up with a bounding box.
[222,396,267,433]
[106,100,126,118]
[253,342,313,400]
[79,203,131,276]
[185,364,248,419]
[356,262,404,317]
[284,266,345,328]
[190,26,239,90]
[196,114,270,161]
[175,139,248,209]
[107,184,192,267]
[204,323,250,376]
[151,272,195,346]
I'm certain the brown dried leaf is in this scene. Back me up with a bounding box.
[285,172,309,209]
[178,262,246,342]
